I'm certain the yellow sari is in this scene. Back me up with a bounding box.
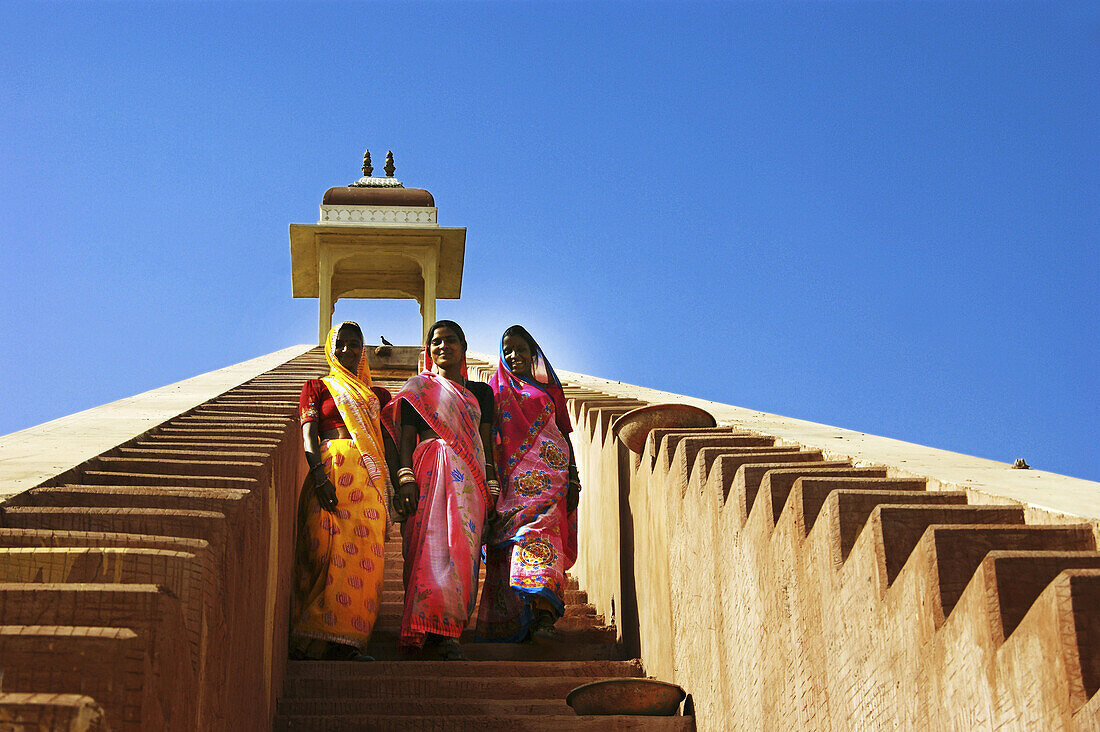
[291,323,390,650]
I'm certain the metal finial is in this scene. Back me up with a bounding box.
[384,151,395,177]
[362,150,373,177]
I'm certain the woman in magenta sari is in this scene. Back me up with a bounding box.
[381,320,497,660]
[477,325,580,643]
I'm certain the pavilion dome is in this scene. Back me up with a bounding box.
[322,185,434,207]
[322,149,435,207]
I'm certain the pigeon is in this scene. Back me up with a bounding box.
[375,335,393,358]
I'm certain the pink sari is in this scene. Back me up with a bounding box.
[382,371,491,649]
[476,339,578,641]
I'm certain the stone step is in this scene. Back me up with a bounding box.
[0,582,180,628]
[273,714,692,731]
[0,528,209,555]
[0,507,227,544]
[80,470,254,488]
[277,698,573,717]
[362,638,623,662]
[174,413,292,425]
[155,425,287,437]
[281,674,622,699]
[0,692,108,731]
[89,456,263,478]
[677,436,818,477]
[8,484,251,512]
[371,614,608,634]
[868,504,1028,585]
[0,548,203,600]
[138,435,281,447]
[691,448,840,483]
[284,659,644,680]
[114,447,272,460]
[195,403,295,414]
[753,468,891,526]
[807,488,968,559]
[726,455,852,517]
[918,524,1096,620]
[970,551,1100,642]
[653,432,777,469]
[363,622,617,646]
[186,409,294,419]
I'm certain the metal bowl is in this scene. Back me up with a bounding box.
[566,678,686,716]
[611,403,717,454]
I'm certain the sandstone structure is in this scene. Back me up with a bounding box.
[0,345,1096,729]
[2,159,1096,728]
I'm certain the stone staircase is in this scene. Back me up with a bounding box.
[277,361,690,730]
[276,548,692,730]
[272,357,694,729]
[557,383,1100,729]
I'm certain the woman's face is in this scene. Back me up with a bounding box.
[429,326,465,370]
[335,327,363,373]
[502,334,533,377]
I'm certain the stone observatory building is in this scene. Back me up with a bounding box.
[0,156,1097,731]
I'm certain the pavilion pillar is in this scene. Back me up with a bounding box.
[420,247,438,340]
[317,246,335,345]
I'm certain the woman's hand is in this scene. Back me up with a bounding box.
[567,464,585,510]
[394,480,419,520]
[566,472,581,513]
[314,477,339,512]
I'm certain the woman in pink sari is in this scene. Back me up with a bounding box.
[477,325,579,643]
[382,320,497,660]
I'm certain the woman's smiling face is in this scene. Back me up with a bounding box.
[334,326,363,373]
[502,334,533,377]
[429,325,465,370]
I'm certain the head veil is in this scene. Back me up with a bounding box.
[490,325,571,474]
[320,322,387,487]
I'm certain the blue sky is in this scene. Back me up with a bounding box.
[1,1,1096,481]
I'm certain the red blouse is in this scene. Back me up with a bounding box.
[299,379,391,432]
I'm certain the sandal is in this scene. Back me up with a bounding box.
[438,638,468,661]
[326,643,374,662]
[529,610,558,644]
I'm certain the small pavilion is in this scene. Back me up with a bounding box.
[289,151,467,344]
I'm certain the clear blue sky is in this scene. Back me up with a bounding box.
[1,2,1096,481]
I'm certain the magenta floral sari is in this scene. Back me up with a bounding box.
[382,371,491,649]
[476,336,578,641]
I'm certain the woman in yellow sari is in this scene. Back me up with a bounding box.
[290,321,391,661]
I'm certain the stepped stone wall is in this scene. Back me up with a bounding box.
[525,363,1100,731]
[0,346,322,730]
